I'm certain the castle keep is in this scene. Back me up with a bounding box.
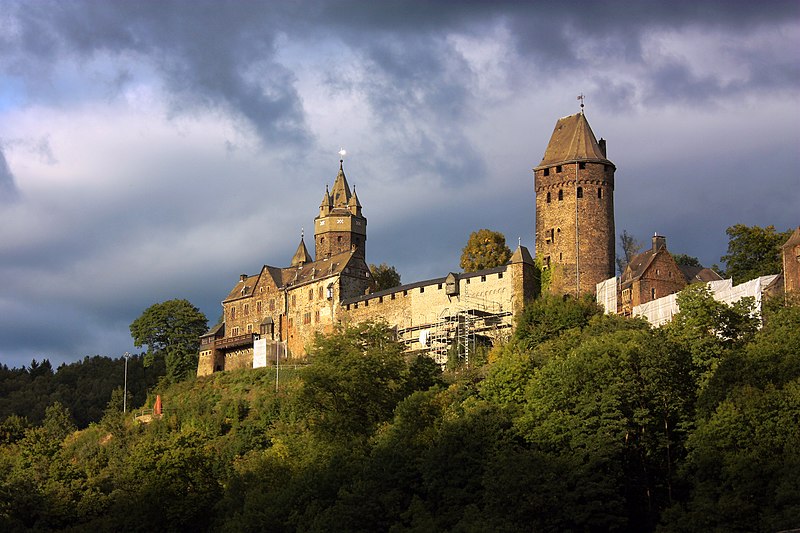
[534,111,615,296]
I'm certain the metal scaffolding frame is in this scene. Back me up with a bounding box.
[396,289,511,365]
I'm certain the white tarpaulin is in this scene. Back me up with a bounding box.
[632,275,778,327]
[596,276,618,314]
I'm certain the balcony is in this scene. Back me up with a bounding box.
[214,333,256,350]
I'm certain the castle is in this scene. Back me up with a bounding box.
[197,110,671,375]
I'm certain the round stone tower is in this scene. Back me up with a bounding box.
[534,111,615,296]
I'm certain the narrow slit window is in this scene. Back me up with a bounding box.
[598,188,603,199]
[558,189,563,201]
[577,186,583,198]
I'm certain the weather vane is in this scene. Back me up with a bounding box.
[338,148,347,160]
[577,93,585,113]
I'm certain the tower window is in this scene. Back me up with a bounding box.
[577,186,583,198]
[550,228,555,242]
[308,289,313,301]
[579,162,586,170]
[546,192,551,203]
[543,168,550,176]
[558,189,563,201]
[598,188,603,199]
[556,165,562,173]
[559,252,563,261]
[651,288,656,299]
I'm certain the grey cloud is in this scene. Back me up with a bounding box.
[0,147,19,201]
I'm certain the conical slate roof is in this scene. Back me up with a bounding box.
[291,237,312,267]
[536,112,612,169]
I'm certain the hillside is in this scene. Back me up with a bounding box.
[1,294,799,532]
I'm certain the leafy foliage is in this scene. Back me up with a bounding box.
[671,253,701,267]
[1,299,798,532]
[460,228,512,272]
[130,299,208,383]
[369,262,401,291]
[721,224,792,284]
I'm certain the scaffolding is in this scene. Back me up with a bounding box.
[396,291,511,366]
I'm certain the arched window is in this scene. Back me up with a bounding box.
[577,186,583,198]
[558,189,563,201]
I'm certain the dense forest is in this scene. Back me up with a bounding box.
[1,287,799,531]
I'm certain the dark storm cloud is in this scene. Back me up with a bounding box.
[4,1,310,146]
[0,0,797,369]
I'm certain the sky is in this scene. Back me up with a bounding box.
[1,1,798,369]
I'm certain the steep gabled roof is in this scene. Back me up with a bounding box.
[223,272,262,302]
[620,248,660,288]
[281,249,364,288]
[678,265,723,284]
[536,112,612,169]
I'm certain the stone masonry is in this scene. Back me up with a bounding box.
[534,112,615,296]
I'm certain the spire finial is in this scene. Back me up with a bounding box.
[301,227,304,240]
[577,93,585,113]
[338,148,346,169]
[518,236,521,247]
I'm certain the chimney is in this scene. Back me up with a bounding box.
[652,234,666,252]
[598,138,607,158]
[240,274,247,282]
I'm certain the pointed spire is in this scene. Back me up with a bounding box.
[291,233,311,267]
[330,159,352,208]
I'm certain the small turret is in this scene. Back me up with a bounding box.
[320,185,332,216]
[349,185,362,216]
[291,233,311,267]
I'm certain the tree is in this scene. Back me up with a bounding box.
[369,263,401,291]
[301,321,407,444]
[616,229,642,274]
[672,253,701,268]
[721,224,792,284]
[460,229,512,272]
[129,299,208,383]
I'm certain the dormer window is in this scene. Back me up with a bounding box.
[556,165,562,173]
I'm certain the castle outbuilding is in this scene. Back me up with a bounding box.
[534,111,615,296]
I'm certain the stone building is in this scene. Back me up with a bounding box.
[197,160,538,376]
[534,111,615,296]
[616,234,721,316]
[197,161,374,376]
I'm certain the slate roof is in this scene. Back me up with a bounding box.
[291,237,312,266]
[678,265,723,283]
[223,249,363,303]
[620,248,659,288]
[509,245,534,265]
[536,112,613,169]
[329,160,352,207]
